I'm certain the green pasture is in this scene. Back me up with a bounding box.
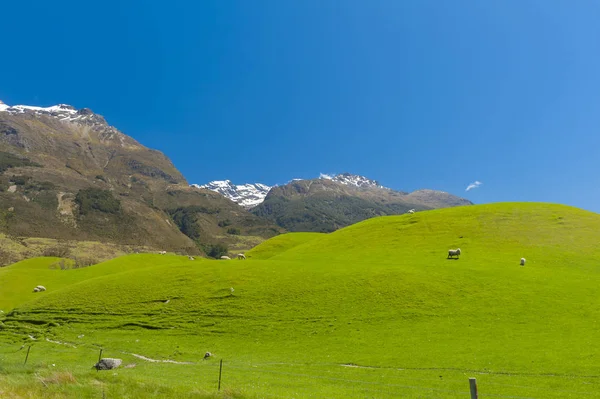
[1,203,599,398]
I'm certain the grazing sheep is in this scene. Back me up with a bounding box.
[188,256,195,261]
[203,352,212,359]
[158,251,167,255]
[237,253,246,260]
[33,285,46,293]
[407,209,415,214]
[447,248,461,259]
[220,256,231,260]
[520,258,526,266]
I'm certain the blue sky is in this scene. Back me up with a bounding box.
[1,1,600,212]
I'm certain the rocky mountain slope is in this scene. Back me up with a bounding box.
[251,174,472,232]
[0,101,282,263]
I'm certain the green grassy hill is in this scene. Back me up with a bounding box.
[246,232,323,260]
[1,202,599,398]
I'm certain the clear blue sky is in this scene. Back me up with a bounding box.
[1,1,600,212]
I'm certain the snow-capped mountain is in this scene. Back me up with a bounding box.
[191,180,271,209]
[319,172,388,189]
[2,101,101,124]
[0,100,132,147]
[193,173,390,209]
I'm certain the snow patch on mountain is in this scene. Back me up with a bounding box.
[320,172,388,189]
[1,102,81,120]
[191,180,271,209]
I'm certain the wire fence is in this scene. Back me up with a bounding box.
[1,341,599,398]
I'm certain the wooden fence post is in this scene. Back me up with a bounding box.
[218,359,223,391]
[97,349,103,372]
[24,346,31,365]
[469,377,478,399]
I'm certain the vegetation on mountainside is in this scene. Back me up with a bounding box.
[1,203,599,398]
[167,207,204,240]
[75,188,121,215]
[126,159,178,183]
[0,151,40,173]
[252,194,427,232]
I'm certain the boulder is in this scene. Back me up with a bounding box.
[95,358,122,370]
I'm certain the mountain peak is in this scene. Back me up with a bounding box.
[0,101,142,150]
[319,172,387,189]
[191,180,271,209]
[0,101,100,122]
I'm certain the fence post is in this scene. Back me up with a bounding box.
[218,359,223,391]
[24,346,31,365]
[469,377,478,399]
[97,349,103,372]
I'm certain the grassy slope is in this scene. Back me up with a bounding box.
[245,232,323,259]
[1,202,600,398]
[0,255,187,311]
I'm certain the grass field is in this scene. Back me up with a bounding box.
[1,202,599,398]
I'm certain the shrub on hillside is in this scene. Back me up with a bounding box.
[75,188,121,215]
[43,244,71,258]
[72,256,98,269]
[25,180,56,191]
[227,227,241,235]
[206,243,228,259]
[0,152,40,173]
[11,175,31,186]
[0,249,17,267]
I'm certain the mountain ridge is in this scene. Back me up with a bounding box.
[194,172,470,214]
[250,176,472,232]
[0,101,282,263]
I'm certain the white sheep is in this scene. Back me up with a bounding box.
[220,256,231,260]
[237,253,246,260]
[407,209,415,214]
[33,285,46,293]
[188,256,195,261]
[158,251,167,255]
[520,258,526,266]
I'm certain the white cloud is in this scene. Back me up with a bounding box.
[465,181,482,191]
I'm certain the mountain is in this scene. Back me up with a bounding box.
[193,174,386,209]
[251,174,472,232]
[0,101,282,264]
[191,180,271,209]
